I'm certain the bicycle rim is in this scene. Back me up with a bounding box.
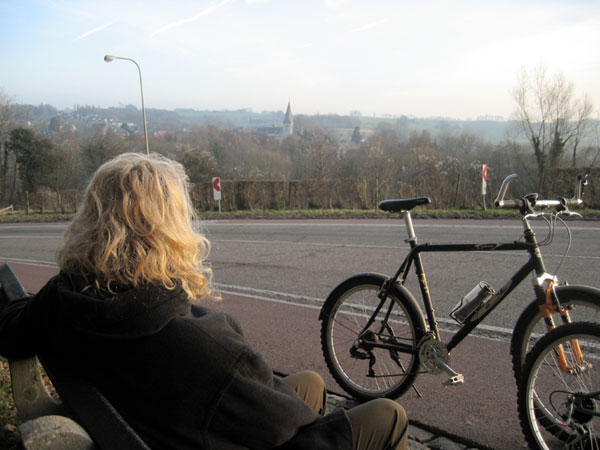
[323,282,420,400]
[521,322,600,450]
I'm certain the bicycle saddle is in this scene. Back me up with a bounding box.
[378,197,431,212]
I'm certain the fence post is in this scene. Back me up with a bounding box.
[453,173,461,208]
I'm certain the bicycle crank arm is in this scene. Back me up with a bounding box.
[432,353,464,385]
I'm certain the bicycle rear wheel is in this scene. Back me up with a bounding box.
[320,273,426,401]
[511,285,600,382]
[518,322,600,450]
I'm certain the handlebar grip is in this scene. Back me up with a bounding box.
[562,198,583,208]
[495,199,524,209]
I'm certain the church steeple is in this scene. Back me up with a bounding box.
[282,101,293,135]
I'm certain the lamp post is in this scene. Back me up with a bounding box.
[104,55,150,155]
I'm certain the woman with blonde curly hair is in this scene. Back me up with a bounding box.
[58,152,212,300]
[0,153,408,450]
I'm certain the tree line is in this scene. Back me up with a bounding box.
[1,65,598,213]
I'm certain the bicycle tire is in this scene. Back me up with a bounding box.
[319,273,426,401]
[518,321,600,450]
[511,285,600,382]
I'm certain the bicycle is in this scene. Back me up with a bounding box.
[319,173,600,401]
[518,321,600,450]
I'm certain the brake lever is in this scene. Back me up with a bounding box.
[558,210,582,219]
[524,211,546,220]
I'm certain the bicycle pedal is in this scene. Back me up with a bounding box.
[443,374,464,386]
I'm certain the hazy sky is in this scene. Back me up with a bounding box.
[1,0,599,119]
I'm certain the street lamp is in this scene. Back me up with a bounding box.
[104,55,150,155]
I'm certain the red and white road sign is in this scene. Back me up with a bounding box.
[212,177,221,201]
[481,164,488,195]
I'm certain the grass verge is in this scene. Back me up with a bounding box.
[3,207,600,223]
[197,207,527,220]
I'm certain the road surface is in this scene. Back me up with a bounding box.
[1,218,599,449]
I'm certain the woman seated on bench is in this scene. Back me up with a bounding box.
[0,153,408,450]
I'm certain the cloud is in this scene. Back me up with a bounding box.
[351,18,388,33]
[151,0,233,37]
[73,20,117,41]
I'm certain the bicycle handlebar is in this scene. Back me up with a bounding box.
[494,173,588,211]
[494,174,518,208]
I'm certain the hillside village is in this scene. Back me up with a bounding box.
[13,101,511,145]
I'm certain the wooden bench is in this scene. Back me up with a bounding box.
[0,264,151,450]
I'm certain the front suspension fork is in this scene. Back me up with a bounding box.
[538,282,587,372]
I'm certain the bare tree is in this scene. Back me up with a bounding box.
[360,129,402,205]
[47,126,84,192]
[0,88,16,202]
[181,149,218,182]
[513,65,593,190]
[587,120,600,168]
[0,89,14,139]
[296,128,339,179]
[80,130,127,177]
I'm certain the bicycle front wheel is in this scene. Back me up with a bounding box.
[519,322,600,450]
[511,285,600,382]
[319,273,426,401]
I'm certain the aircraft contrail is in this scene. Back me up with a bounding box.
[73,20,117,41]
[151,0,233,37]
[351,18,388,33]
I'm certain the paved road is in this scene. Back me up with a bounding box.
[1,218,599,449]
[205,217,600,332]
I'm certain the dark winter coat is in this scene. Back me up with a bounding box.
[0,273,352,450]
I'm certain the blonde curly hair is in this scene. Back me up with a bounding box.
[58,152,212,300]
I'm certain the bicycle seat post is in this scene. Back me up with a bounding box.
[403,211,418,245]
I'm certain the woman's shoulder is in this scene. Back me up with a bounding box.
[189,304,244,333]
[169,304,251,359]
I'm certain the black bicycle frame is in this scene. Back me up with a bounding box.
[379,216,548,353]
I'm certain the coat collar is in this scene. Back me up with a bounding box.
[55,272,191,339]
